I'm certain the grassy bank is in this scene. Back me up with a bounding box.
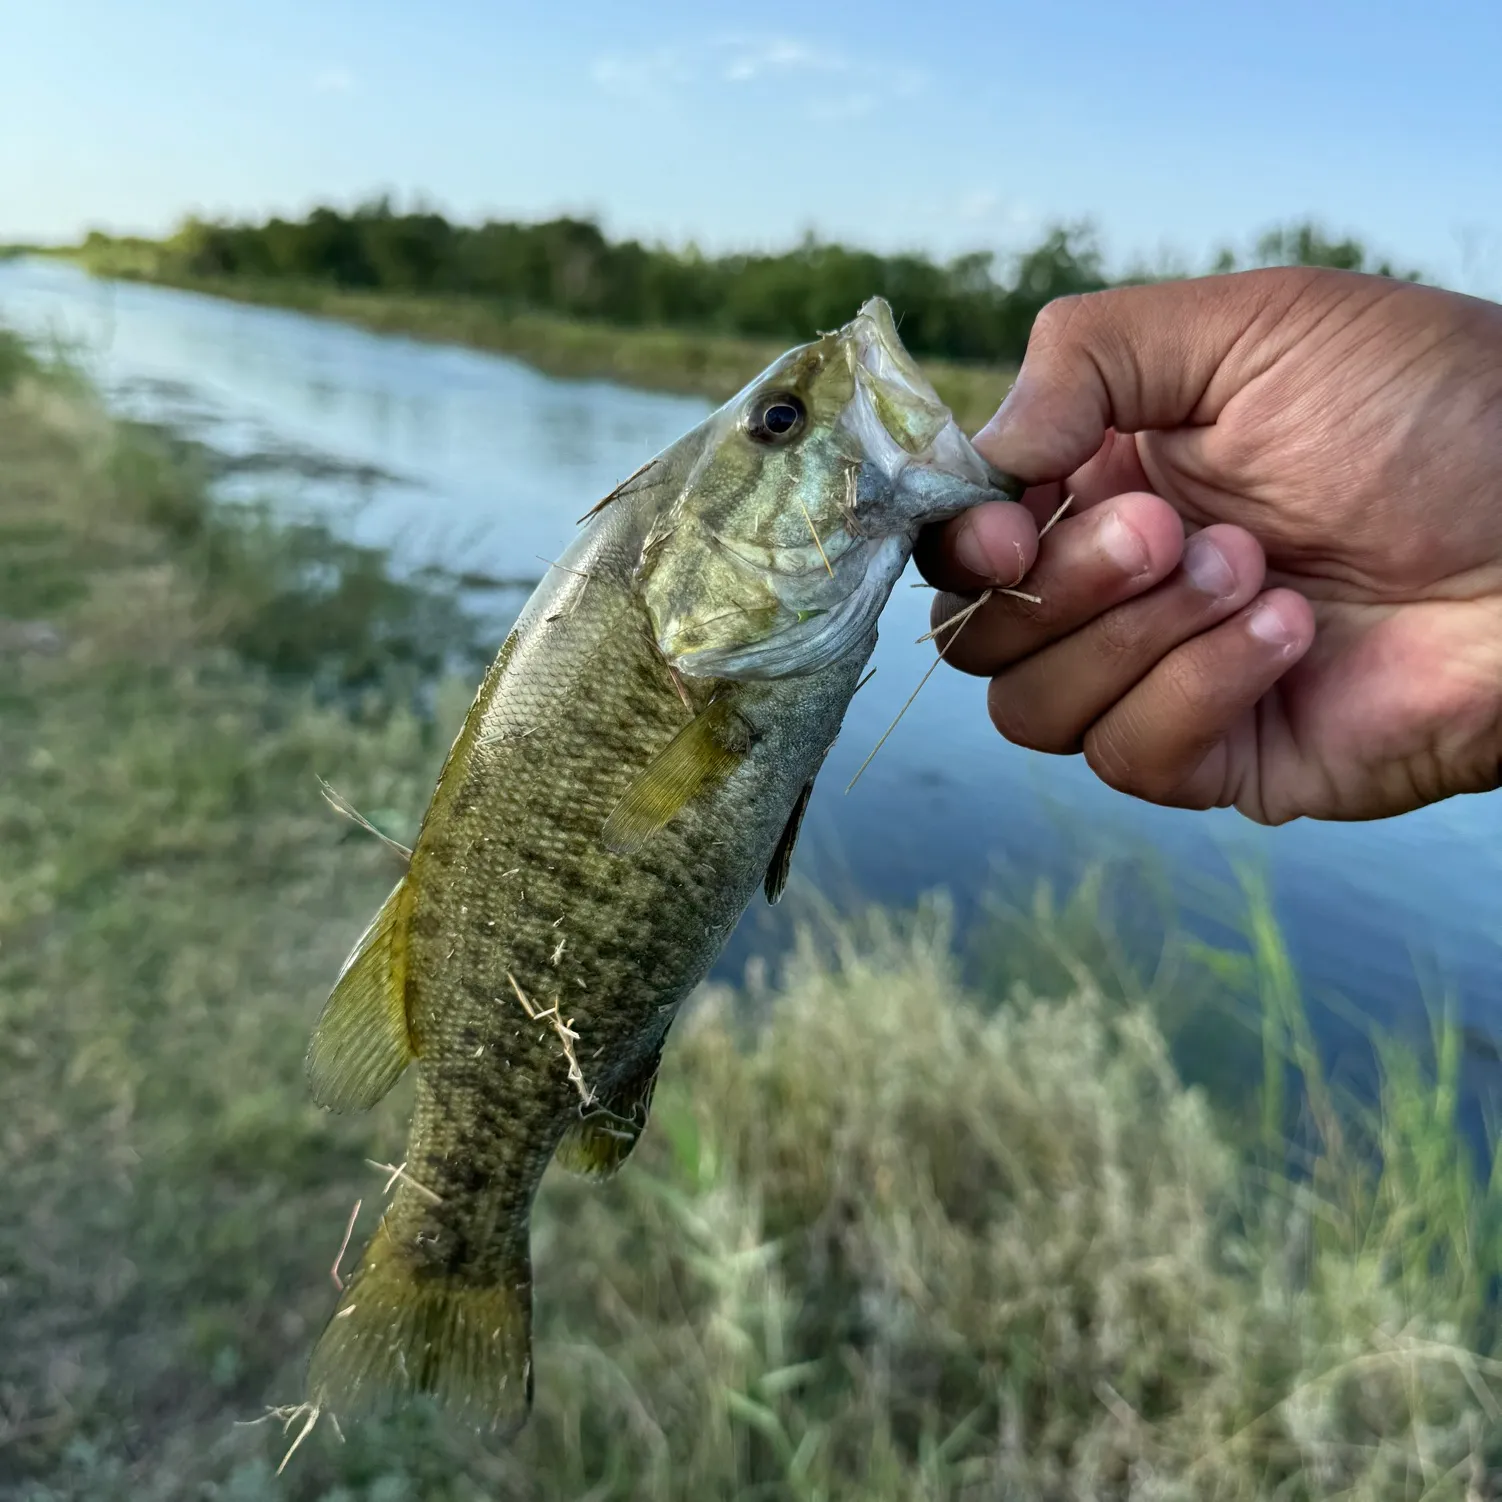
[62,242,1014,431]
[1,328,1500,1500]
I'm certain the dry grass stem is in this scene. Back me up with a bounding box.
[665,659,694,715]
[276,1403,321,1475]
[840,461,860,531]
[576,457,658,524]
[508,971,595,1106]
[477,724,537,747]
[364,1158,443,1206]
[914,591,1002,646]
[1040,491,1074,538]
[539,553,598,621]
[329,1198,362,1291]
[846,587,993,792]
[235,1404,324,1476]
[796,496,835,578]
[536,554,594,580]
[317,778,412,862]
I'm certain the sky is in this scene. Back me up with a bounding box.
[3,0,1501,296]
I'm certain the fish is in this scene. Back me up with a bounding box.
[302,296,1022,1434]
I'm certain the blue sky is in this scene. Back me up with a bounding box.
[4,0,1501,294]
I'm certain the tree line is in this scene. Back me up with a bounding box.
[85,202,1421,365]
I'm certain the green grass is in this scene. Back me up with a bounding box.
[0,327,1498,1500]
[61,243,1015,432]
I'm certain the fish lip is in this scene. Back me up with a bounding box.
[836,296,995,509]
[849,295,945,412]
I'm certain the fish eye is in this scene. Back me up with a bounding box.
[743,390,807,445]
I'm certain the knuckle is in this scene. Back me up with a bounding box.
[1027,295,1086,352]
[1082,716,1146,795]
[1156,648,1217,718]
[929,595,994,675]
[987,677,1076,754]
[929,591,964,635]
[1083,705,1219,811]
[1090,605,1141,662]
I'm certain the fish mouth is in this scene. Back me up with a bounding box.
[841,296,1010,516]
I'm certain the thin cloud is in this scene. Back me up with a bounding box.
[590,37,926,117]
[588,48,689,105]
[716,38,843,83]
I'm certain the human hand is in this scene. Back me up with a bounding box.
[917,268,1502,823]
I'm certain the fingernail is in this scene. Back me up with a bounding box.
[1247,598,1297,650]
[1181,531,1235,599]
[1098,512,1150,578]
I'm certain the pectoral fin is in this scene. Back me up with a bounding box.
[602,700,753,854]
[305,880,416,1111]
[764,780,814,905]
[554,1044,664,1177]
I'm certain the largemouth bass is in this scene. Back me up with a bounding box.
[304,297,1020,1433]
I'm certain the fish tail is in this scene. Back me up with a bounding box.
[307,1221,533,1436]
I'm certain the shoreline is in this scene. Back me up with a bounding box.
[54,252,1016,432]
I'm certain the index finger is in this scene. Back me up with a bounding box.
[914,429,1150,594]
[912,500,1039,594]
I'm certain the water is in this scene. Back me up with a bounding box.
[3,256,1499,1046]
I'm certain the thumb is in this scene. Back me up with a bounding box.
[974,268,1333,484]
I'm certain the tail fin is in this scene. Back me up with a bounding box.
[307,1222,533,1436]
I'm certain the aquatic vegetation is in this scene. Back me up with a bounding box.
[0,332,1496,1499]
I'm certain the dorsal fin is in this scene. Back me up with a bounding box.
[305,880,416,1111]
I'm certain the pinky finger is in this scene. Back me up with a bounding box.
[1079,589,1315,818]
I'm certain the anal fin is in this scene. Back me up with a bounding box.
[764,779,814,905]
[554,1044,664,1178]
[306,880,416,1112]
